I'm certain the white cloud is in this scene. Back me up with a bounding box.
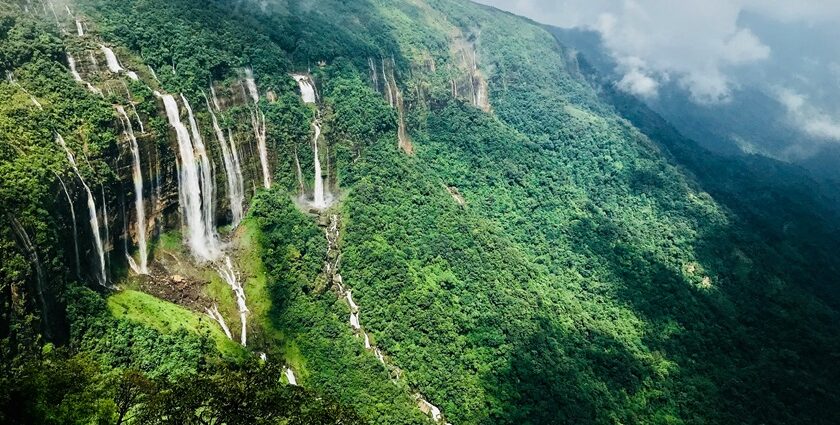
[777,88,840,141]
[474,0,840,102]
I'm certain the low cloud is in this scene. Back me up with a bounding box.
[777,88,840,142]
[475,0,839,103]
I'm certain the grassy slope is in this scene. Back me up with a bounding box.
[107,289,245,358]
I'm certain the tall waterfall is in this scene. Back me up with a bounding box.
[182,95,218,247]
[100,187,110,275]
[294,74,328,208]
[116,105,148,274]
[210,85,221,111]
[217,256,248,346]
[9,217,49,335]
[55,172,80,277]
[67,53,101,95]
[56,134,106,285]
[244,68,271,188]
[75,19,84,36]
[206,98,244,226]
[311,119,327,209]
[228,129,245,207]
[156,92,220,261]
[253,110,270,189]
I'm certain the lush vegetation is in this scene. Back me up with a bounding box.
[2,0,840,424]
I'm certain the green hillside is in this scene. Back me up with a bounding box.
[2,0,839,424]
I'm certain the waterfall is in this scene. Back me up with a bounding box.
[100,187,111,276]
[88,52,99,73]
[350,311,361,330]
[75,19,83,36]
[55,172,80,277]
[346,290,359,312]
[156,92,220,261]
[100,45,123,73]
[148,65,159,83]
[228,129,245,209]
[418,399,444,423]
[206,304,233,340]
[292,74,316,104]
[116,105,148,274]
[244,69,271,188]
[100,45,139,80]
[284,366,298,386]
[368,57,380,92]
[364,332,371,349]
[253,109,270,189]
[293,74,328,208]
[244,68,259,102]
[311,119,327,209]
[9,217,49,335]
[56,134,106,285]
[67,53,101,95]
[210,85,221,111]
[182,95,218,247]
[217,256,248,346]
[206,97,244,226]
[382,59,394,107]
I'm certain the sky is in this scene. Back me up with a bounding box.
[473,0,840,143]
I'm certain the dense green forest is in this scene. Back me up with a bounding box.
[2,0,840,424]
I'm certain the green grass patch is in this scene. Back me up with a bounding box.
[108,289,246,359]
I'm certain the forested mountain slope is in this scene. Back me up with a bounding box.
[1,0,839,424]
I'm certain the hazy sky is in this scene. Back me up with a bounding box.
[474,1,840,100]
[474,0,840,143]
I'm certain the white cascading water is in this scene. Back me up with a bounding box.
[311,119,327,209]
[210,85,221,111]
[293,74,328,208]
[418,399,444,423]
[217,256,248,346]
[116,105,148,274]
[206,304,233,340]
[182,95,218,248]
[156,92,220,261]
[67,53,101,95]
[100,45,138,80]
[382,59,394,107]
[100,187,110,274]
[148,65,159,83]
[100,45,122,73]
[227,129,245,207]
[206,98,244,226]
[244,68,259,103]
[350,311,361,330]
[292,74,316,104]
[75,19,83,36]
[55,172,80,277]
[56,134,106,285]
[244,69,271,188]
[364,332,371,349]
[346,290,358,311]
[284,366,298,386]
